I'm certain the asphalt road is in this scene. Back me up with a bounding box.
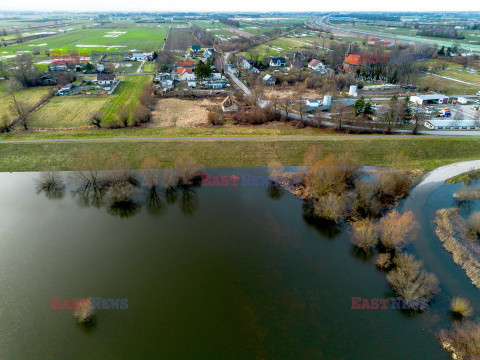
[4,133,480,144]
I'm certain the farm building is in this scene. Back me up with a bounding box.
[269,57,286,67]
[410,94,449,105]
[263,74,276,85]
[56,83,74,95]
[222,96,239,113]
[308,59,325,72]
[424,120,478,130]
[96,73,116,85]
[306,99,320,108]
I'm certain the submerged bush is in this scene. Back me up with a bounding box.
[350,218,378,251]
[376,253,392,270]
[73,298,95,324]
[439,321,480,360]
[386,253,440,310]
[313,193,350,223]
[453,186,480,201]
[450,297,474,318]
[434,208,480,290]
[378,210,418,251]
[34,171,65,195]
[174,152,203,186]
[468,212,480,237]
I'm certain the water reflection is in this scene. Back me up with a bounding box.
[34,171,201,218]
[301,201,342,238]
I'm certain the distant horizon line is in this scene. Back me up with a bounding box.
[0,10,479,14]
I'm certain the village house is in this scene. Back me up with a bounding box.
[342,49,389,74]
[177,68,193,77]
[131,52,154,61]
[263,74,276,85]
[269,57,286,67]
[221,96,239,113]
[289,61,304,71]
[175,60,195,69]
[203,48,215,59]
[240,59,252,70]
[95,73,116,86]
[48,63,68,72]
[191,45,201,52]
[308,59,326,72]
[56,83,74,95]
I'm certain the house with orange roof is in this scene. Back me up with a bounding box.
[342,51,389,74]
[177,68,193,76]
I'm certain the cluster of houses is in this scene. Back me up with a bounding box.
[56,73,119,96]
[233,53,329,87]
[154,51,227,92]
[189,46,215,62]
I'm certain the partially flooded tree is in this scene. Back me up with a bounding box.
[378,210,418,251]
[141,157,162,189]
[439,321,480,359]
[174,152,203,186]
[386,253,440,310]
[69,153,104,190]
[34,171,65,199]
[450,297,474,318]
[350,218,379,251]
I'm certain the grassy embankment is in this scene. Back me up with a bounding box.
[2,137,480,172]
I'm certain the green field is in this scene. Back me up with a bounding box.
[0,83,51,118]
[2,24,169,57]
[2,137,480,172]
[28,96,111,128]
[100,75,151,124]
[24,75,151,129]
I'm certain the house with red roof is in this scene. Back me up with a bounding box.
[175,60,194,69]
[342,51,389,74]
[177,68,193,76]
[308,59,325,72]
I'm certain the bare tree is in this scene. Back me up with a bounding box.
[90,111,103,128]
[8,80,31,130]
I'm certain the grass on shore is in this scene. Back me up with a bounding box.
[2,137,480,172]
[0,123,340,140]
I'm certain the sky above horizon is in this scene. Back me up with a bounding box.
[0,0,478,12]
